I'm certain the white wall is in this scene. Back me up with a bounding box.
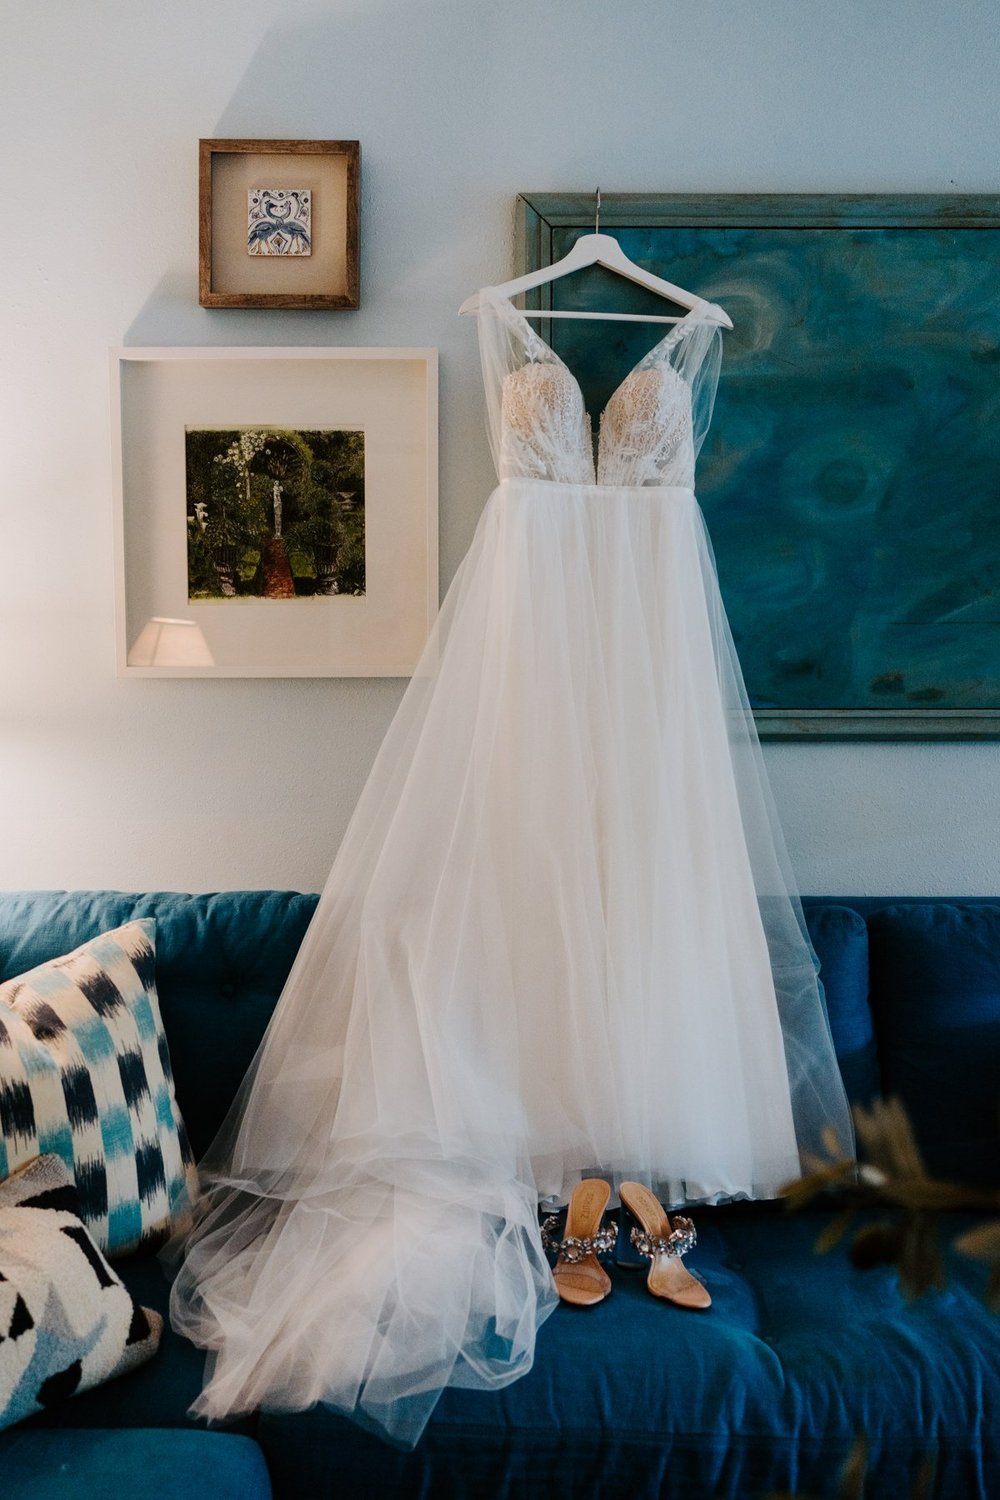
[1,0,997,896]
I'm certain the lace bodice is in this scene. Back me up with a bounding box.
[500,360,594,485]
[478,290,725,490]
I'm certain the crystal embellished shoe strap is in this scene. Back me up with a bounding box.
[629,1215,697,1260]
[540,1214,617,1263]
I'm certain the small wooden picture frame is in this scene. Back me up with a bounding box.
[199,139,360,309]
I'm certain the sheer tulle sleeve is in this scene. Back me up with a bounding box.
[476,290,594,484]
[668,313,723,464]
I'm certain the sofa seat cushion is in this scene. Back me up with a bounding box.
[0,1428,271,1500]
[255,1209,999,1500]
[869,903,1000,1186]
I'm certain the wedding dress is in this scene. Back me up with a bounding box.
[169,288,853,1447]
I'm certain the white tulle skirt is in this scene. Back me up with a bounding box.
[168,478,852,1445]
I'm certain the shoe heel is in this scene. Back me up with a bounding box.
[614,1205,646,1270]
[619,1181,712,1311]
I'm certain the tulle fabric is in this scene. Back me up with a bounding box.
[168,296,854,1449]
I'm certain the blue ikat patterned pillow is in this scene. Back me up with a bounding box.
[0,920,198,1257]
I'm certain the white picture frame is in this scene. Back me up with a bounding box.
[111,346,438,677]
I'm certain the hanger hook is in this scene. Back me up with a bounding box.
[595,187,601,235]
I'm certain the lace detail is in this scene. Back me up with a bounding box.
[493,308,698,487]
[598,363,695,488]
[479,290,724,489]
[500,360,594,484]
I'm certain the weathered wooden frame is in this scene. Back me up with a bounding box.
[199,139,360,310]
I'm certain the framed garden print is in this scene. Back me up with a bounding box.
[199,139,360,309]
[517,193,1000,739]
[111,347,437,676]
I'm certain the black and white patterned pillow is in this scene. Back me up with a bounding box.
[0,920,198,1256]
[0,1154,161,1430]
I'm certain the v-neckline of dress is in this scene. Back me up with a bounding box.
[487,291,708,425]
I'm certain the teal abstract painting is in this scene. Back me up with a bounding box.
[529,198,1000,736]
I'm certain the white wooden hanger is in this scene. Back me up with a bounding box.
[459,190,733,329]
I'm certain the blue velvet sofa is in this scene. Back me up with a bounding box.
[0,890,997,1499]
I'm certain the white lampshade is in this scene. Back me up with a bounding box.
[128,617,215,668]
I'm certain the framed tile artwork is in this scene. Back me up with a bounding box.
[199,139,360,309]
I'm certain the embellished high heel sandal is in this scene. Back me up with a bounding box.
[540,1178,615,1307]
[619,1181,711,1310]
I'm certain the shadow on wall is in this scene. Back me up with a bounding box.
[123,0,490,350]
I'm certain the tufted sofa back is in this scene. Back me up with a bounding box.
[0,890,318,1157]
[803,897,1000,1186]
[1,891,998,1184]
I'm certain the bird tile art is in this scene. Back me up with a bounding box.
[247,188,312,256]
